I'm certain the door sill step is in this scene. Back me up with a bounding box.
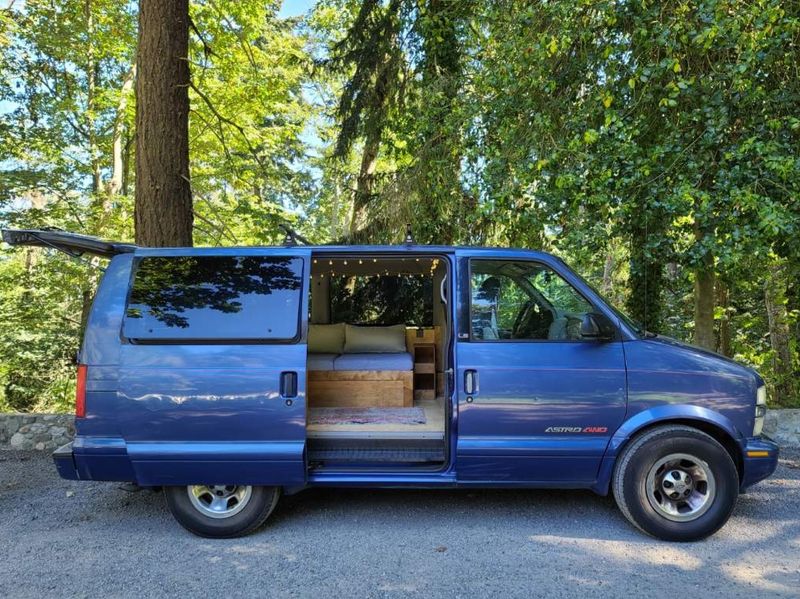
[307,437,445,464]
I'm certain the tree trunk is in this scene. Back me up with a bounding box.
[108,66,135,196]
[85,0,101,196]
[135,0,193,247]
[693,264,716,350]
[122,132,133,196]
[764,260,795,400]
[716,281,732,357]
[693,208,716,350]
[602,252,614,295]
[349,134,379,235]
[627,218,665,333]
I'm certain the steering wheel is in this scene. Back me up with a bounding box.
[512,300,553,339]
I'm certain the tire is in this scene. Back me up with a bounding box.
[612,425,738,542]
[164,484,280,538]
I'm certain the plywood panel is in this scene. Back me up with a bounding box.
[309,370,410,382]
[308,370,413,407]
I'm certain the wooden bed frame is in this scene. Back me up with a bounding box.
[307,370,413,408]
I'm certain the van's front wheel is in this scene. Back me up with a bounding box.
[164,484,280,538]
[613,425,738,541]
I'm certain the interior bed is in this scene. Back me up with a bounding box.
[307,323,413,407]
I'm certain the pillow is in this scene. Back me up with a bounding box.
[344,324,407,353]
[308,323,345,354]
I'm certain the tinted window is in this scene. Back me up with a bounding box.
[470,260,593,341]
[124,256,303,341]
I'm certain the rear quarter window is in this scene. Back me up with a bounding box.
[123,255,303,342]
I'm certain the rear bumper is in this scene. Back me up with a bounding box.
[53,442,80,480]
[740,436,779,491]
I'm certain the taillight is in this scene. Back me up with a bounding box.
[75,364,88,418]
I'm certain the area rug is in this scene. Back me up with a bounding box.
[309,407,427,426]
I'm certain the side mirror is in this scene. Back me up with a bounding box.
[580,313,615,341]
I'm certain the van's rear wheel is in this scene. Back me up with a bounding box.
[612,425,738,541]
[164,484,280,538]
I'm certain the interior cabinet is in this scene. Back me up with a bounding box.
[413,343,436,401]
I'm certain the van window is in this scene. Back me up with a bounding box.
[329,274,433,326]
[470,260,593,341]
[123,256,303,342]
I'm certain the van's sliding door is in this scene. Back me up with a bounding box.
[117,249,310,487]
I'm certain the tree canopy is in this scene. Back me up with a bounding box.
[0,0,798,411]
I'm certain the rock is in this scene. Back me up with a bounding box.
[34,442,46,451]
[9,433,33,450]
[49,426,68,437]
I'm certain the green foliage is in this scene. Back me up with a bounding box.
[0,0,798,410]
[188,0,315,246]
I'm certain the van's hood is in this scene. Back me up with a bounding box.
[645,334,764,387]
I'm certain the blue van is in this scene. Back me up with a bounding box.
[2,228,778,541]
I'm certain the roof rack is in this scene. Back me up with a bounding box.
[278,223,311,247]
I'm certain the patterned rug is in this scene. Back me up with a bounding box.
[309,407,427,426]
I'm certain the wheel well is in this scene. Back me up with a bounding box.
[621,419,743,483]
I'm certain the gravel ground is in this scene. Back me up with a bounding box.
[1,449,799,598]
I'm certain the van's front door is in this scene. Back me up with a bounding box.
[117,249,310,487]
[454,254,626,484]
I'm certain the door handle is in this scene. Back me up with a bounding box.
[280,371,298,398]
[464,370,478,395]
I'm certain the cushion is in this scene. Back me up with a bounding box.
[308,353,337,371]
[334,352,413,371]
[308,323,345,354]
[344,324,407,353]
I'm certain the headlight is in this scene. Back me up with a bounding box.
[753,385,767,436]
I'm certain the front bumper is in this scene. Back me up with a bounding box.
[740,436,779,491]
[53,442,80,480]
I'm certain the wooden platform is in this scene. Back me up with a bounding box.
[307,370,413,408]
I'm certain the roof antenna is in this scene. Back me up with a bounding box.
[278,223,311,247]
[404,224,415,245]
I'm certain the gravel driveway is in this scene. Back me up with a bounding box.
[1,449,799,598]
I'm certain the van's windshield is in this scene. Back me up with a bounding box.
[564,263,646,338]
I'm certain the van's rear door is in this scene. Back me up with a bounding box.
[2,228,135,258]
[116,248,310,487]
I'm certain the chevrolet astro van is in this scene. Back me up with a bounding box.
[2,228,779,541]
